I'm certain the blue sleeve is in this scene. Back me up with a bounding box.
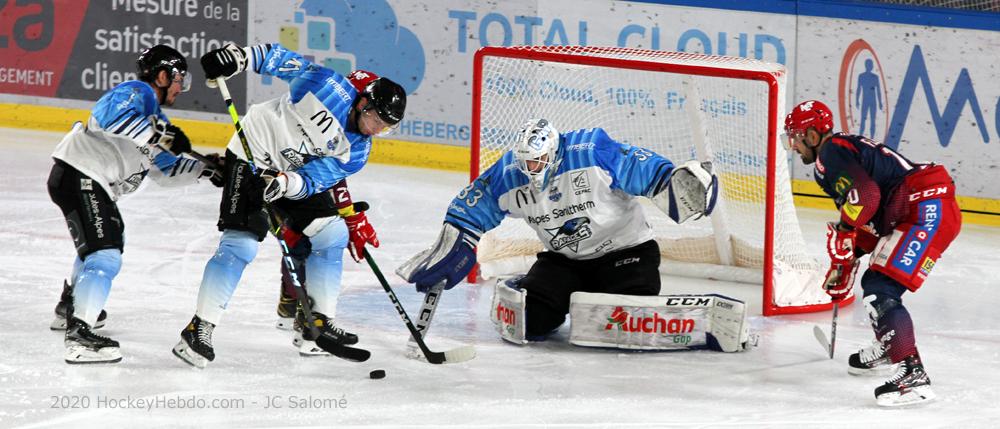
[443,160,508,238]
[93,81,185,173]
[91,81,160,141]
[248,43,357,120]
[590,129,674,197]
[294,135,371,196]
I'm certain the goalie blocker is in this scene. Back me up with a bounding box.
[490,280,750,352]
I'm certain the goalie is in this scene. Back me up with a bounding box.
[398,119,748,352]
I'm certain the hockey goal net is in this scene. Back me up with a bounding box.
[470,46,839,316]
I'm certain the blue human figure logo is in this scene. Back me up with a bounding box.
[855,59,883,137]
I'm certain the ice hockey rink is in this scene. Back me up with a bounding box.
[2,127,999,428]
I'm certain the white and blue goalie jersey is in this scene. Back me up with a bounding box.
[446,128,675,260]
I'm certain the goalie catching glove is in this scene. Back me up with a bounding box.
[396,222,479,293]
[652,160,719,224]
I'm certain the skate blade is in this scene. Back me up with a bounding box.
[65,345,121,364]
[51,316,105,331]
[298,339,330,356]
[876,385,936,407]
[172,340,209,369]
[848,363,897,376]
[276,317,294,331]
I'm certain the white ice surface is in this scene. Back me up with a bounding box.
[1,128,998,428]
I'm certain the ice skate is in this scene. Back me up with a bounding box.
[275,287,296,331]
[64,317,121,364]
[848,339,894,376]
[173,316,215,368]
[293,310,358,356]
[51,280,107,330]
[874,354,935,407]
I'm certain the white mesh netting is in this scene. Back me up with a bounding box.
[473,46,828,313]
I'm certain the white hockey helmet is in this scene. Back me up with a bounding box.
[514,118,561,191]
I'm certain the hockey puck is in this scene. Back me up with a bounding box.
[369,369,386,379]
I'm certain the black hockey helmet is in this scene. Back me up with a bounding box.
[361,77,406,125]
[136,45,190,92]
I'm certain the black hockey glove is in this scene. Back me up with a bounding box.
[199,153,225,187]
[201,43,248,85]
[164,124,191,155]
[150,120,191,155]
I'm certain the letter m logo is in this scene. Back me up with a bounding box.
[886,45,989,149]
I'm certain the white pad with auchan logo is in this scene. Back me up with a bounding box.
[569,292,750,352]
[490,277,528,345]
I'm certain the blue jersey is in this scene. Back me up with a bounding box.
[230,43,370,199]
[52,80,204,199]
[446,128,675,259]
[814,132,924,234]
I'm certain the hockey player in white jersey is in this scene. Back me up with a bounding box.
[171,43,404,368]
[47,45,222,364]
[398,119,745,349]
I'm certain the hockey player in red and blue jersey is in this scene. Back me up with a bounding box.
[784,100,961,407]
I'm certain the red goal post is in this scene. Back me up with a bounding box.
[469,45,850,315]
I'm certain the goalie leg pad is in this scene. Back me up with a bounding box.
[568,292,749,352]
[490,277,528,345]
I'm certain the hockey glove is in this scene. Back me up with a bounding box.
[149,120,191,155]
[199,153,225,187]
[342,209,379,262]
[823,222,859,301]
[260,169,305,203]
[652,160,719,224]
[201,43,248,87]
[396,222,479,293]
[328,180,379,262]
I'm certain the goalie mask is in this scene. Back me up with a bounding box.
[514,118,561,191]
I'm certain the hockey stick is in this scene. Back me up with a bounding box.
[406,282,444,360]
[213,78,369,362]
[813,302,839,359]
[363,249,475,364]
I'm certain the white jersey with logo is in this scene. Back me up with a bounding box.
[446,128,676,260]
[229,43,372,199]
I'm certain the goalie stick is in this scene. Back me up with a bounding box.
[213,78,369,363]
[363,249,475,364]
[813,302,839,359]
[404,282,475,361]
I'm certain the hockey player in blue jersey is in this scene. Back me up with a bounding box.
[398,119,719,343]
[784,100,961,406]
[171,43,405,368]
[47,45,222,364]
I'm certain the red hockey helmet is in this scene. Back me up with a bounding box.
[347,70,379,93]
[784,100,834,135]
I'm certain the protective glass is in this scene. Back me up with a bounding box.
[174,70,192,92]
[362,106,399,136]
[782,130,805,151]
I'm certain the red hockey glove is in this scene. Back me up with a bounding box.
[823,222,859,301]
[343,210,379,262]
[331,180,378,262]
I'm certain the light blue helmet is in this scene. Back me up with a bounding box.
[514,118,561,191]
